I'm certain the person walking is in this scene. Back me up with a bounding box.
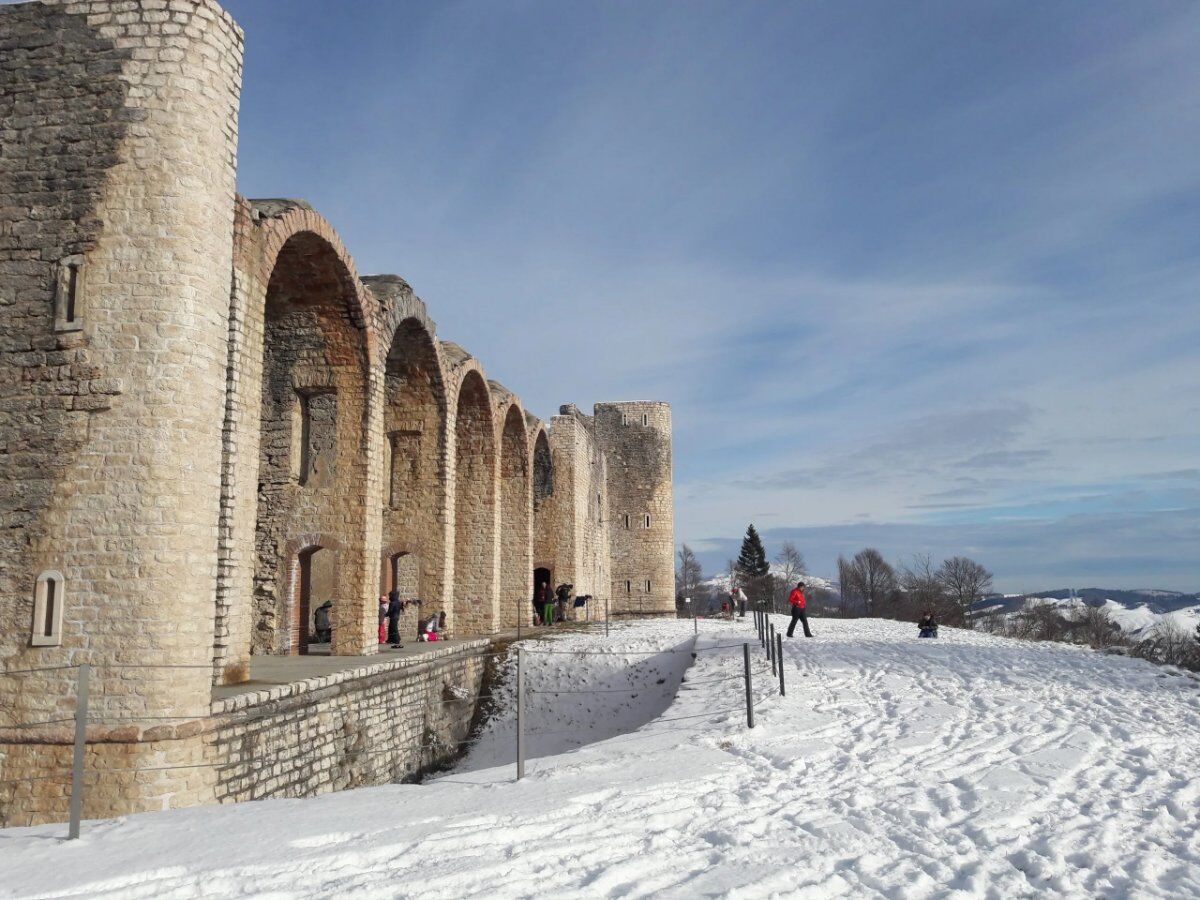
[786,581,813,638]
[377,595,388,645]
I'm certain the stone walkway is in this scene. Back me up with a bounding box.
[211,623,596,702]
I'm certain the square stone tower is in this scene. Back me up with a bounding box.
[594,402,675,615]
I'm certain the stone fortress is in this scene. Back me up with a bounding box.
[0,0,673,824]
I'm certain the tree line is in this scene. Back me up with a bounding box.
[675,524,994,628]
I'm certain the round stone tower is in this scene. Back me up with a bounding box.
[0,0,244,724]
[593,402,675,615]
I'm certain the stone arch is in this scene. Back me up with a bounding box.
[280,533,344,656]
[251,223,373,656]
[451,367,498,637]
[498,403,532,629]
[379,314,448,626]
[530,426,558,611]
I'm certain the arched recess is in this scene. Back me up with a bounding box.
[531,428,556,610]
[380,317,448,633]
[498,404,532,629]
[452,370,498,636]
[252,231,371,656]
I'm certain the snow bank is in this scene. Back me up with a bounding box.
[2,618,1198,898]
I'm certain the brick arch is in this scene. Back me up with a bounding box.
[280,533,344,657]
[379,314,449,625]
[250,211,375,657]
[498,401,533,629]
[451,368,498,637]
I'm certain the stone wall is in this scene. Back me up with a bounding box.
[546,406,611,607]
[0,640,492,826]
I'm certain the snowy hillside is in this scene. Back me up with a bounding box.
[978,594,1200,638]
[2,618,1199,898]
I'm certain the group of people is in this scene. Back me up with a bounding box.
[533,581,579,627]
[378,589,444,649]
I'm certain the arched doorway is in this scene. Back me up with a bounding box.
[296,545,337,655]
[252,232,370,656]
[452,371,497,637]
[499,405,531,629]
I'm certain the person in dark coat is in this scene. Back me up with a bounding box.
[554,583,572,624]
[313,600,333,643]
[387,588,404,648]
[786,582,813,638]
[918,610,938,638]
[534,581,550,626]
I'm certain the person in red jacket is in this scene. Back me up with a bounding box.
[786,581,813,638]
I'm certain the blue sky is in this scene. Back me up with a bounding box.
[212,1,1200,591]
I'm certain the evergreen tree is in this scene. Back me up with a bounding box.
[736,524,770,580]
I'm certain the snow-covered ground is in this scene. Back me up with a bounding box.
[3,617,1200,898]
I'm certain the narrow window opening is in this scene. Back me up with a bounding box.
[65,264,79,324]
[31,570,65,647]
[298,394,312,485]
[642,413,648,426]
[43,579,57,638]
[622,413,628,426]
[646,580,652,593]
[624,514,630,529]
[625,580,631,594]
[645,514,651,528]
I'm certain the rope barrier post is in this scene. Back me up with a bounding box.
[516,647,525,781]
[68,663,89,840]
[693,612,698,636]
[776,632,785,696]
[743,643,755,729]
[770,623,778,676]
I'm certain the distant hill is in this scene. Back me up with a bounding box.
[974,588,1200,638]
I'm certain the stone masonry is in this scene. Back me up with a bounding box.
[0,0,674,824]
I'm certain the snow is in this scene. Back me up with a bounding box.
[3,618,1200,898]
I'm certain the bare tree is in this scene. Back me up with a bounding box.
[676,544,703,616]
[1070,604,1121,649]
[937,556,993,628]
[773,541,806,614]
[898,553,950,623]
[840,548,897,616]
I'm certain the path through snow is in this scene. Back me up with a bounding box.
[1,618,1198,898]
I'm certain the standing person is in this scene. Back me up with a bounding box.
[541,583,556,628]
[734,587,747,618]
[555,583,572,624]
[534,581,550,626]
[387,590,404,649]
[786,581,813,638]
[313,600,333,643]
[377,595,388,645]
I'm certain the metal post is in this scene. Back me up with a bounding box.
[693,613,698,636]
[776,633,785,696]
[770,624,777,676]
[516,647,525,780]
[68,663,89,840]
[742,643,755,729]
